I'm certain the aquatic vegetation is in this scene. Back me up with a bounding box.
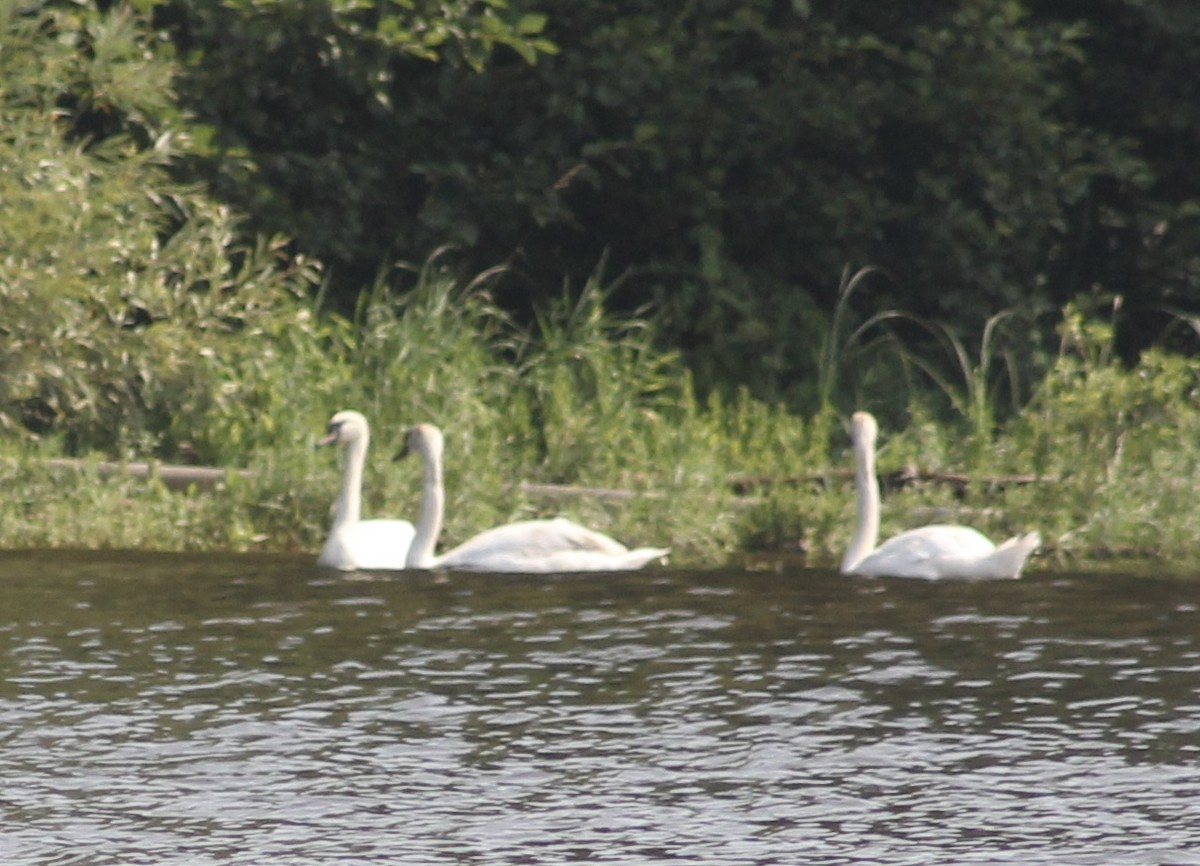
[3,257,1199,574]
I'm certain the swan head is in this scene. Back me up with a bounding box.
[318,410,370,448]
[396,423,444,462]
[850,411,878,451]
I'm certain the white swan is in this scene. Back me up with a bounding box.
[316,410,416,571]
[399,423,669,572]
[840,411,1040,580]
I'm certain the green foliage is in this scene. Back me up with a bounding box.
[1027,0,1200,347]
[144,0,1200,409]
[203,0,557,70]
[348,253,517,430]
[157,0,556,291]
[1007,306,1200,564]
[0,1,310,458]
[4,1,1200,572]
[5,249,1200,570]
[518,261,681,481]
[304,254,755,562]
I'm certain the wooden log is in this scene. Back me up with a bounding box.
[42,458,250,492]
[37,458,1052,498]
[726,467,1050,494]
[516,481,664,502]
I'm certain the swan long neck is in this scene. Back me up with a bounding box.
[406,439,445,568]
[333,434,368,529]
[842,430,880,572]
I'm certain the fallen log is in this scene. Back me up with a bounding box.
[726,467,1051,495]
[35,458,1053,498]
[42,459,251,492]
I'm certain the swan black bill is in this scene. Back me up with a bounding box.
[317,421,344,449]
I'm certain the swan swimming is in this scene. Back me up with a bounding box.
[840,411,1040,580]
[316,410,416,571]
[399,423,669,572]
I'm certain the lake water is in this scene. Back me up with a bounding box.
[1,550,1198,865]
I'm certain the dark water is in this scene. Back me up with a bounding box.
[1,551,1198,865]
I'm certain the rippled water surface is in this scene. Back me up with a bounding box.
[2,551,1199,865]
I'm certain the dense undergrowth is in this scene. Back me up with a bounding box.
[3,257,1199,572]
[3,2,1199,573]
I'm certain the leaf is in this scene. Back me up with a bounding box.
[516,13,548,36]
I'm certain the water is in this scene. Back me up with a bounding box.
[2,550,1198,865]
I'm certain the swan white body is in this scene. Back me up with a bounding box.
[840,411,1039,580]
[401,424,669,573]
[317,411,415,571]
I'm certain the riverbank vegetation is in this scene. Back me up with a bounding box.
[1,2,1198,571]
[4,258,1198,571]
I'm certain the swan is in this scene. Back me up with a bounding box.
[398,423,669,572]
[840,411,1040,580]
[316,410,416,571]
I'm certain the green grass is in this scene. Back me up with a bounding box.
[3,262,1200,574]
[4,2,1197,574]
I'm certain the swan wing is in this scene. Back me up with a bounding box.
[519,546,672,573]
[541,517,633,554]
[437,518,665,572]
[848,524,996,579]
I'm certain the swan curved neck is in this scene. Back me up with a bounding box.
[334,436,368,528]
[406,444,445,568]
[842,434,880,572]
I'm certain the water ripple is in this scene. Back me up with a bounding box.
[2,554,1199,864]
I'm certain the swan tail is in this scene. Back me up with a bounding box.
[987,531,1042,579]
[618,547,671,570]
[546,518,632,555]
[533,546,671,573]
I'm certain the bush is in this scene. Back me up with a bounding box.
[0,2,321,458]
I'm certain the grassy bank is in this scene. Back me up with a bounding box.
[4,5,1197,575]
[2,263,1198,574]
